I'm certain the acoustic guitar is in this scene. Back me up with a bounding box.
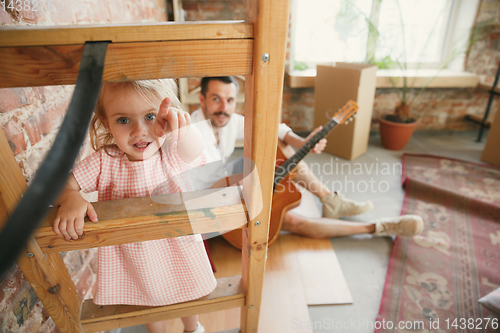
[220,100,359,249]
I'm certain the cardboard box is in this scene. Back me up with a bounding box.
[314,63,377,160]
[481,109,500,167]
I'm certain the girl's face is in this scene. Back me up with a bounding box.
[102,87,164,161]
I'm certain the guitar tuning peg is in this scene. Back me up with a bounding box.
[345,119,349,125]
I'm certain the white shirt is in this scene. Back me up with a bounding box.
[190,109,292,190]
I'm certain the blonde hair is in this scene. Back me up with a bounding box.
[90,79,181,152]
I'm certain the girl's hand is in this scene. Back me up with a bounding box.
[53,191,98,240]
[304,126,327,154]
[154,97,191,141]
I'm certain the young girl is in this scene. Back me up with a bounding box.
[52,79,215,333]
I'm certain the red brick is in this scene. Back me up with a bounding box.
[0,88,32,113]
[92,2,109,23]
[153,2,167,21]
[282,92,291,101]
[24,99,69,145]
[199,3,223,12]
[0,6,13,23]
[182,3,199,12]
[41,307,51,322]
[50,0,75,24]
[12,282,39,326]
[0,266,24,304]
[131,3,146,21]
[40,100,69,133]
[18,7,41,23]
[89,251,98,274]
[76,267,94,298]
[74,5,91,23]
[32,87,46,101]
[2,119,27,155]
[1,0,43,23]
[144,6,155,20]
[64,250,85,276]
[24,116,42,145]
[105,1,125,23]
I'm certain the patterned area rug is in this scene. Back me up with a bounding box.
[376,154,500,333]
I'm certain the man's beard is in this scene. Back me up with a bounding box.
[204,102,230,128]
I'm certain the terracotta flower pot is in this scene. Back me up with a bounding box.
[378,115,417,150]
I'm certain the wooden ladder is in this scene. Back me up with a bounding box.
[0,0,290,331]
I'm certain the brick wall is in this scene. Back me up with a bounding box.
[181,0,499,132]
[466,0,500,86]
[182,0,246,21]
[0,1,167,332]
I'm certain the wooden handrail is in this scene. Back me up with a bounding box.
[35,186,248,253]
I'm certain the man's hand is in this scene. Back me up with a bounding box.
[153,97,192,141]
[304,126,327,154]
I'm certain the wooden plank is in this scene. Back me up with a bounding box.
[17,239,83,333]
[80,276,245,332]
[289,187,352,305]
[209,235,312,333]
[0,21,253,47]
[258,234,312,333]
[35,186,248,253]
[0,39,253,88]
[241,0,290,332]
[209,229,350,330]
[294,237,352,305]
[0,129,83,333]
[0,130,27,230]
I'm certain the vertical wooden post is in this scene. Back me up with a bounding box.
[241,0,290,332]
[0,129,83,333]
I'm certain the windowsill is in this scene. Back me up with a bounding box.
[286,68,479,89]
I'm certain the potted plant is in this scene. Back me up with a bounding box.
[374,57,422,151]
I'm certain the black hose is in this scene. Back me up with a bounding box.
[0,41,109,279]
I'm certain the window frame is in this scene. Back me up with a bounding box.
[288,0,479,72]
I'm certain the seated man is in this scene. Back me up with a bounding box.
[190,76,423,238]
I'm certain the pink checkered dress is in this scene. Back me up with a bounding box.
[73,142,217,306]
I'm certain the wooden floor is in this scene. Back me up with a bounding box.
[163,189,352,333]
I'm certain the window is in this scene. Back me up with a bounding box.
[289,0,478,71]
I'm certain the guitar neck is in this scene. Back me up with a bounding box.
[274,118,338,188]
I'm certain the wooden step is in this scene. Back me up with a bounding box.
[35,187,247,253]
[80,276,244,332]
